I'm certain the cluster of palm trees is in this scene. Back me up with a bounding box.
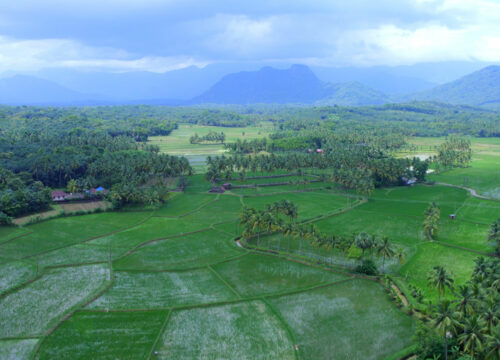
[423,202,441,241]
[420,258,499,360]
[239,201,298,249]
[189,131,226,144]
[437,137,472,169]
[488,218,500,255]
[239,204,405,272]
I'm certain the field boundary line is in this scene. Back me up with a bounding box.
[238,239,355,277]
[79,278,357,313]
[261,298,300,360]
[113,252,249,273]
[207,265,242,299]
[432,240,498,258]
[0,229,34,246]
[152,195,219,219]
[147,309,172,360]
[112,227,214,262]
[30,266,114,359]
[0,336,40,341]
[262,277,356,300]
[19,211,156,260]
[302,199,367,225]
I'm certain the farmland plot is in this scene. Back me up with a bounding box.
[36,311,167,360]
[213,254,348,297]
[114,230,243,271]
[156,301,295,360]
[0,264,108,338]
[0,260,35,294]
[87,269,237,310]
[0,339,38,360]
[268,279,415,360]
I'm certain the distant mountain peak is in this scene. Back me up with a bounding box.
[406,64,500,109]
[192,64,386,105]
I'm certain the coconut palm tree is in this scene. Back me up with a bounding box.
[428,266,454,301]
[377,237,395,272]
[456,284,475,319]
[432,299,461,360]
[458,315,486,358]
[251,212,263,247]
[484,326,500,360]
[355,232,373,257]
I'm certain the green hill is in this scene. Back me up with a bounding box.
[407,65,500,109]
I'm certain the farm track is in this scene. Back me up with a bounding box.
[435,182,500,201]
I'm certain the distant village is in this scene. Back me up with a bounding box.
[51,187,108,202]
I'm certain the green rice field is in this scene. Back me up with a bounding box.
[1,142,498,358]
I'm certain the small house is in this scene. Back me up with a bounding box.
[222,183,232,190]
[316,149,324,154]
[51,190,68,202]
[407,178,417,186]
[449,214,456,220]
[67,192,84,200]
[88,187,108,195]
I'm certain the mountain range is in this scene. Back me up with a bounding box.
[0,63,498,108]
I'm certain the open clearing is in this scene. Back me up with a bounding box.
[148,123,273,171]
[0,144,497,358]
[268,279,415,360]
[157,301,295,360]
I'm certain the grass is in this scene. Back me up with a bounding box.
[403,136,500,199]
[1,155,496,359]
[156,300,295,360]
[429,154,500,199]
[242,191,350,221]
[0,264,108,338]
[113,230,243,271]
[0,226,30,245]
[268,279,415,360]
[36,310,168,360]
[148,123,273,172]
[212,253,348,297]
[148,123,273,157]
[33,243,130,269]
[0,339,38,360]
[87,217,197,249]
[181,194,242,227]
[0,260,36,294]
[0,211,152,259]
[153,193,216,217]
[87,268,238,310]
[400,242,479,302]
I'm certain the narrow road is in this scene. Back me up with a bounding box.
[435,182,499,201]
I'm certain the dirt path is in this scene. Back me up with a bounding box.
[436,182,499,201]
[391,283,409,306]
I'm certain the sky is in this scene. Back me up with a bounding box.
[0,0,499,73]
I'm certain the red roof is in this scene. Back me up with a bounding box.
[51,190,67,197]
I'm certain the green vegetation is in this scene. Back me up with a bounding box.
[1,104,499,359]
[0,264,108,337]
[268,279,415,360]
[37,311,168,360]
[157,301,295,360]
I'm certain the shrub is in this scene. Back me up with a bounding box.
[0,211,13,225]
[355,259,377,275]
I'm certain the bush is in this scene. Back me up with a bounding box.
[0,211,13,225]
[355,259,378,275]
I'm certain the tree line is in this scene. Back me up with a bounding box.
[416,258,499,360]
[189,131,226,144]
[238,202,405,274]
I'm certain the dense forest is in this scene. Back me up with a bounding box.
[0,102,494,221]
[0,106,192,220]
